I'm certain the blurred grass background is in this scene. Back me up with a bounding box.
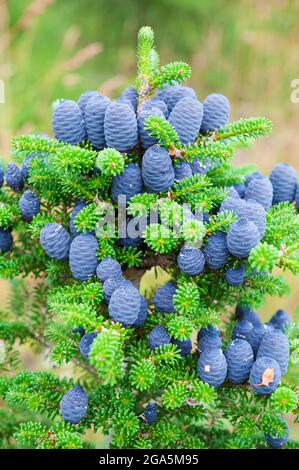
[0,0,298,445]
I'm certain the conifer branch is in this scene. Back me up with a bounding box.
[0,26,298,451]
[213,117,273,144]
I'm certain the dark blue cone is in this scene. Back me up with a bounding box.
[70,200,88,237]
[226,339,254,384]
[5,163,24,192]
[237,199,266,237]
[60,385,88,424]
[142,144,174,193]
[21,153,37,180]
[111,162,143,203]
[104,101,138,152]
[138,106,165,149]
[0,167,3,187]
[200,93,230,133]
[85,94,111,149]
[155,84,174,103]
[219,196,242,214]
[115,97,135,112]
[79,332,98,359]
[249,356,281,395]
[149,325,171,350]
[265,418,289,448]
[197,324,221,342]
[245,176,273,210]
[177,245,205,275]
[69,234,99,281]
[198,332,222,353]
[96,256,122,282]
[248,323,273,355]
[19,190,40,221]
[143,402,158,424]
[269,309,291,331]
[165,85,197,111]
[0,229,13,254]
[153,282,176,313]
[109,284,141,325]
[257,330,289,375]
[227,218,260,258]
[40,222,71,260]
[172,338,192,357]
[168,97,203,145]
[232,320,253,341]
[21,140,51,180]
[234,183,246,198]
[133,295,148,327]
[227,187,240,199]
[78,90,99,113]
[270,163,297,205]
[103,275,129,304]
[103,273,125,305]
[197,348,227,387]
[174,161,192,181]
[119,216,146,248]
[52,100,86,145]
[143,98,169,118]
[121,86,138,112]
[245,171,263,187]
[203,231,230,270]
[190,157,210,175]
[225,264,246,286]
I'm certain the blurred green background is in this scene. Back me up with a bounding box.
[0,0,298,445]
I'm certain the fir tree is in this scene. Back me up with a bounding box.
[0,26,298,450]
